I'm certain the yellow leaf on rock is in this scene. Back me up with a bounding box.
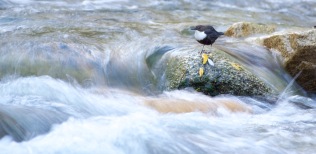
[202,53,208,64]
[199,67,204,77]
[229,62,243,71]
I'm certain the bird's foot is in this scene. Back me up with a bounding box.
[204,51,211,54]
[199,49,206,54]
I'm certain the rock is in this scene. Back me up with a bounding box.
[162,49,273,96]
[225,22,276,37]
[262,29,316,91]
[143,96,252,114]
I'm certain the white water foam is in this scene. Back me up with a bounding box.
[0,76,315,153]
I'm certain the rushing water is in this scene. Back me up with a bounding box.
[0,0,316,153]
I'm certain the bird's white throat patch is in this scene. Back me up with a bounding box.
[194,31,206,41]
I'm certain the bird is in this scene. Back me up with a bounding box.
[191,25,224,53]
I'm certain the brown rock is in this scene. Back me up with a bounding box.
[143,97,252,114]
[262,29,316,92]
[225,22,276,37]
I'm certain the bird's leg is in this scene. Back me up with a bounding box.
[200,45,205,54]
[208,44,213,54]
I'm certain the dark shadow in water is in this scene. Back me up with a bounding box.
[146,46,174,70]
[0,105,69,142]
[104,45,174,95]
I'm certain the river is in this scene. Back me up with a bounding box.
[0,0,316,153]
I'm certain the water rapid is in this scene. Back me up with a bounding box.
[0,0,316,153]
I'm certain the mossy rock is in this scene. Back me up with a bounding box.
[164,49,273,96]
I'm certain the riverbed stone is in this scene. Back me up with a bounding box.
[225,22,276,37]
[262,29,316,91]
[163,49,273,96]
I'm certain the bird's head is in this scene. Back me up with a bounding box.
[190,25,203,31]
[190,25,214,32]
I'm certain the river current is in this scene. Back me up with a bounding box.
[0,0,316,153]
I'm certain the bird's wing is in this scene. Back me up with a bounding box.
[206,31,221,40]
[204,27,224,37]
[203,27,216,35]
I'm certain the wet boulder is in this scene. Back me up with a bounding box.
[225,22,276,37]
[159,49,273,96]
[261,29,316,92]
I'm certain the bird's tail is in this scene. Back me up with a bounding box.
[218,32,224,35]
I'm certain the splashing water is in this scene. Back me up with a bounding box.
[0,76,315,154]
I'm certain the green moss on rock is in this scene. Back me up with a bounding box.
[165,49,273,96]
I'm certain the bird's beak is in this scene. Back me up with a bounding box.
[190,26,197,30]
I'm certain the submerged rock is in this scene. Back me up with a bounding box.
[225,22,276,37]
[262,29,316,92]
[161,49,273,96]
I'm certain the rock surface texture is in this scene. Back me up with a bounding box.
[226,22,316,92]
[162,49,273,96]
[262,29,316,92]
[225,22,276,37]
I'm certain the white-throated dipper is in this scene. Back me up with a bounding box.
[191,25,224,53]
